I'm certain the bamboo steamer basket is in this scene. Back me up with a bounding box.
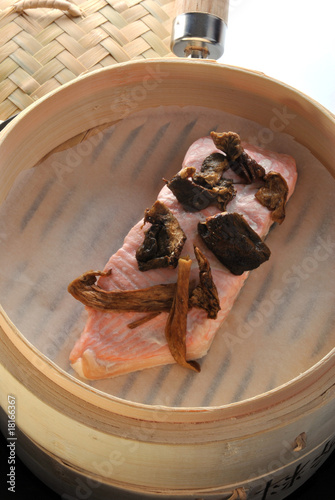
[0,1,335,499]
[0,59,334,499]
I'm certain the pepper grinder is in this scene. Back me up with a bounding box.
[171,0,230,59]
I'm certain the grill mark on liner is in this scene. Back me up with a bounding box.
[284,191,312,245]
[39,189,74,241]
[243,267,275,325]
[117,372,140,400]
[230,361,254,403]
[265,213,334,336]
[31,309,59,348]
[91,125,116,163]
[0,260,29,300]
[154,119,198,184]
[312,308,335,357]
[44,306,84,363]
[144,365,172,405]
[60,195,96,249]
[133,122,171,180]
[208,125,218,134]
[0,266,56,348]
[290,294,317,341]
[81,216,119,260]
[12,271,49,323]
[265,374,277,393]
[7,203,125,347]
[110,125,143,173]
[26,285,85,349]
[201,352,232,406]
[316,209,334,241]
[284,177,332,246]
[49,284,75,314]
[20,178,54,231]
[170,364,204,406]
[5,211,124,347]
[265,284,299,337]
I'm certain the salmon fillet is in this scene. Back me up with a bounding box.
[69,137,297,380]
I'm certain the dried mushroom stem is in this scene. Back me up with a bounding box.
[127,312,161,329]
[165,256,201,372]
[68,251,219,320]
[68,253,219,372]
[68,270,177,313]
[190,246,221,319]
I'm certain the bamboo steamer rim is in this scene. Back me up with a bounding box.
[1,58,335,181]
[0,58,334,426]
[2,303,335,425]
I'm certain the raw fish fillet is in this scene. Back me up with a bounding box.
[69,137,297,379]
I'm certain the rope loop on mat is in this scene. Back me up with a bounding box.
[0,0,84,19]
[227,488,248,500]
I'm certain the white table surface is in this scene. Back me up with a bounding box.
[221,0,335,114]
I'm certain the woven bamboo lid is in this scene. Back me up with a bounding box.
[0,0,175,120]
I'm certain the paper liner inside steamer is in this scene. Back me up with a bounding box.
[0,106,334,407]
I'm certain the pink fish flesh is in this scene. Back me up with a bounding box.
[69,137,297,379]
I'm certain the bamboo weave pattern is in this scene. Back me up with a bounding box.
[0,0,175,119]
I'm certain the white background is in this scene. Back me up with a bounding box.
[221,0,335,114]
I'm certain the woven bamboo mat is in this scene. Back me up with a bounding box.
[0,0,175,120]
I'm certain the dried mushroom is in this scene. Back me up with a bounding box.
[210,131,266,183]
[230,151,266,183]
[193,152,230,187]
[213,181,237,211]
[165,256,201,372]
[165,166,236,212]
[210,131,244,160]
[189,246,221,319]
[255,171,288,224]
[68,249,220,319]
[67,270,179,312]
[136,200,186,271]
[198,212,271,275]
[165,167,216,211]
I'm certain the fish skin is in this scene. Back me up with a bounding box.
[69,137,298,380]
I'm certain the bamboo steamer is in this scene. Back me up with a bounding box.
[0,59,334,500]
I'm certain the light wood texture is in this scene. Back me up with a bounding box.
[175,0,229,22]
[0,0,175,120]
[0,60,334,498]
